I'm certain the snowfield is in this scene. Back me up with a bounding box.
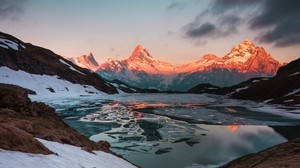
[0,66,106,99]
[0,138,136,168]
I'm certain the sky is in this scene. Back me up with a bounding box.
[0,0,300,65]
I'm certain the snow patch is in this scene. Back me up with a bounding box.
[235,86,249,92]
[0,66,105,99]
[59,59,86,75]
[284,88,300,97]
[0,37,20,50]
[288,72,300,76]
[0,138,136,168]
[263,99,274,103]
[284,99,294,103]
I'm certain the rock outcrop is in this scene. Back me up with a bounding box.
[0,83,112,154]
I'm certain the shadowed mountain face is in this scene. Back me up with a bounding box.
[189,58,300,105]
[0,32,117,95]
[96,40,282,91]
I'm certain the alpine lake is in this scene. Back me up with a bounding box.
[46,93,300,168]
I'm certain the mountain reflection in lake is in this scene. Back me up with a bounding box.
[48,94,300,168]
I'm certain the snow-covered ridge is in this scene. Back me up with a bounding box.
[68,53,100,72]
[0,66,105,99]
[97,40,282,91]
[99,40,280,75]
[0,138,136,168]
[0,36,25,50]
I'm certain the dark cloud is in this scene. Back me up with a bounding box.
[211,0,261,14]
[186,22,216,38]
[250,0,300,47]
[0,0,27,21]
[166,1,187,13]
[185,21,238,39]
[182,0,247,41]
[183,0,300,47]
[219,15,241,26]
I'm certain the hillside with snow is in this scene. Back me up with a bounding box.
[0,138,135,168]
[0,83,135,168]
[0,32,117,98]
[189,57,300,105]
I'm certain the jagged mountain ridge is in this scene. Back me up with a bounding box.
[0,32,117,96]
[68,52,100,72]
[96,39,282,91]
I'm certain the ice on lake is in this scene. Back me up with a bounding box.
[46,93,300,168]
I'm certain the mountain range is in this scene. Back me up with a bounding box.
[73,39,282,91]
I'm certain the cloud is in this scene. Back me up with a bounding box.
[183,15,240,39]
[185,22,216,38]
[182,0,247,42]
[211,0,261,14]
[0,0,27,21]
[183,0,300,47]
[166,1,187,13]
[250,0,300,47]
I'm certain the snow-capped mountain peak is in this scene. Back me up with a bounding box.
[87,52,99,65]
[69,52,99,71]
[224,39,258,64]
[97,40,282,91]
[200,54,219,62]
[128,45,154,62]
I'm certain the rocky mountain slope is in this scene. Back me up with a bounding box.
[96,40,282,91]
[0,32,117,97]
[0,83,135,167]
[189,58,300,105]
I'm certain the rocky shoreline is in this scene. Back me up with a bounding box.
[0,83,115,155]
[222,138,300,168]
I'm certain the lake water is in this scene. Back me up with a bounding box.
[46,94,300,168]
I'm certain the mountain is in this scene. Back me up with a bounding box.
[189,58,300,105]
[69,52,99,71]
[0,32,117,97]
[97,40,282,91]
[98,45,176,90]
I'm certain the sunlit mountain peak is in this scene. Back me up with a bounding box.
[129,44,154,61]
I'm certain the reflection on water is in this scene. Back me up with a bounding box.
[48,94,300,168]
[227,125,241,132]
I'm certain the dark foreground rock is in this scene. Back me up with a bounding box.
[0,83,112,154]
[222,138,300,168]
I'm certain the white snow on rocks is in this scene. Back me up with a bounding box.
[0,138,136,168]
[0,66,105,99]
[288,72,300,76]
[235,86,249,92]
[0,37,21,50]
[285,88,300,97]
[59,59,86,75]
